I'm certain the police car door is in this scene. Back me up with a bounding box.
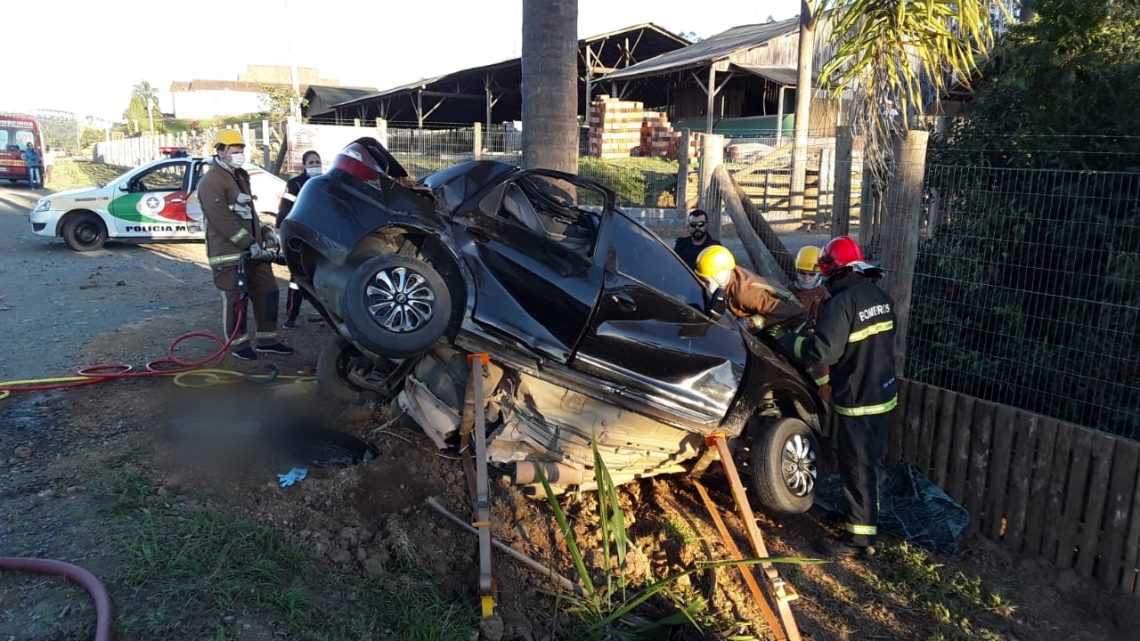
[106,160,195,238]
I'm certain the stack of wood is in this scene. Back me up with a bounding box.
[587,95,645,159]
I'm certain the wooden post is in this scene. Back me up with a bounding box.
[698,134,724,231]
[879,130,929,377]
[473,122,482,160]
[705,65,716,134]
[675,129,690,215]
[833,126,854,235]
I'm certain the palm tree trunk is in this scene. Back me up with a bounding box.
[789,1,817,223]
[521,0,579,173]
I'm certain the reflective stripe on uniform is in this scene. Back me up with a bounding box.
[848,320,894,343]
[814,374,830,386]
[256,331,277,340]
[794,336,805,358]
[281,193,296,202]
[845,523,878,536]
[834,395,898,416]
[229,229,250,244]
[209,253,243,266]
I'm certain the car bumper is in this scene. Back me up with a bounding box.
[29,209,65,237]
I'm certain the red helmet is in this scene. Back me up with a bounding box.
[818,235,864,277]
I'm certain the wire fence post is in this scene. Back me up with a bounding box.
[698,134,724,231]
[473,122,482,160]
[676,128,690,216]
[833,125,854,236]
[880,130,929,378]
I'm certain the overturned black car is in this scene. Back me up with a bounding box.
[279,137,825,512]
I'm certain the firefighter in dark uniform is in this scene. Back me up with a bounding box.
[199,129,293,360]
[790,235,897,557]
[276,150,322,328]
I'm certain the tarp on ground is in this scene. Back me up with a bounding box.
[815,463,971,555]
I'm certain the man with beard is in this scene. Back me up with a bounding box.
[674,209,721,271]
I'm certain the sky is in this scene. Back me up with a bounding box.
[5,0,799,123]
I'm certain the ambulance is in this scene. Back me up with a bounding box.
[0,114,43,184]
[28,157,285,251]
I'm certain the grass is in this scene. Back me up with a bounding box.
[858,542,1017,641]
[48,159,128,192]
[88,472,475,641]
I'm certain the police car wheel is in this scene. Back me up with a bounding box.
[63,212,108,252]
[342,254,453,359]
[750,417,818,514]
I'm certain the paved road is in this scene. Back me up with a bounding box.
[0,185,217,380]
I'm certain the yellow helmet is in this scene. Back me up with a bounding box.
[214,129,245,147]
[795,245,822,272]
[695,245,736,278]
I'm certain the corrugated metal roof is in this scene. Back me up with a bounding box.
[305,85,378,105]
[330,23,691,110]
[600,17,799,82]
[732,63,799,86]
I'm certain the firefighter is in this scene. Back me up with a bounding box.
[199,129,293,360]
[790,245,831,400]
[790,235,897,557]
[694,245,805,333]
[276,150,323,328]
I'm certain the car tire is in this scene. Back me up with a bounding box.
[62,212,108,252]
[749,417,819,514]
[316,338,376,405]
[341,254,453,359]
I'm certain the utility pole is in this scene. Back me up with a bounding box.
[285,0,301,122]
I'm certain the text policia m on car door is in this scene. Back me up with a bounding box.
[105,160,203,238]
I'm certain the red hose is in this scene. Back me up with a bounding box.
[0,307,247,393]
[0,557,114,641]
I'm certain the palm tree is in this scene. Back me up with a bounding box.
[133,81,159,133]
[817,0,1006,178]
[520,0,578,173]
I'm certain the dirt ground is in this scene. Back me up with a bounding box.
[1,183,1137,641]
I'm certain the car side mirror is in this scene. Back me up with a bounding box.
[708,288,726,320]
[118,183,129,192]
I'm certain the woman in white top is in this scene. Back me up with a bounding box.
[43,146,57,186]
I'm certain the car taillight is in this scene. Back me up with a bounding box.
[332,143,384,182]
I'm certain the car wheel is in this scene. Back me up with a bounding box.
[316,338,390,405]
[749,417,819,514]
[342,254,453,358]
[62,212,108,252]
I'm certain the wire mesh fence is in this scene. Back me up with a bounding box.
[862,159,1140,439]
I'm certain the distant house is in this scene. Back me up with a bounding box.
[169,65,345,120]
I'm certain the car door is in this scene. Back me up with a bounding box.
[453,171,605,363]
[573,213,746,428]
[107,160,195,237]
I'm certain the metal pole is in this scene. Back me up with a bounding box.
[777,86,788,146]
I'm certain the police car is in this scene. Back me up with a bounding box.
[28,157,286,251]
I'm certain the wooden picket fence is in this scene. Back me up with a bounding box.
[887,380,1140,595]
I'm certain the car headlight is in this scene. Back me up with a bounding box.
[33,199,51,213]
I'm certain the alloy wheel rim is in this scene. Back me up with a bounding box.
[365,266,435,332]
[781,433,817,497]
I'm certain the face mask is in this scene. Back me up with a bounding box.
[230,153,246,167]
[796,272,822,290]
[711,269,732,289]
[306,167,322,177]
